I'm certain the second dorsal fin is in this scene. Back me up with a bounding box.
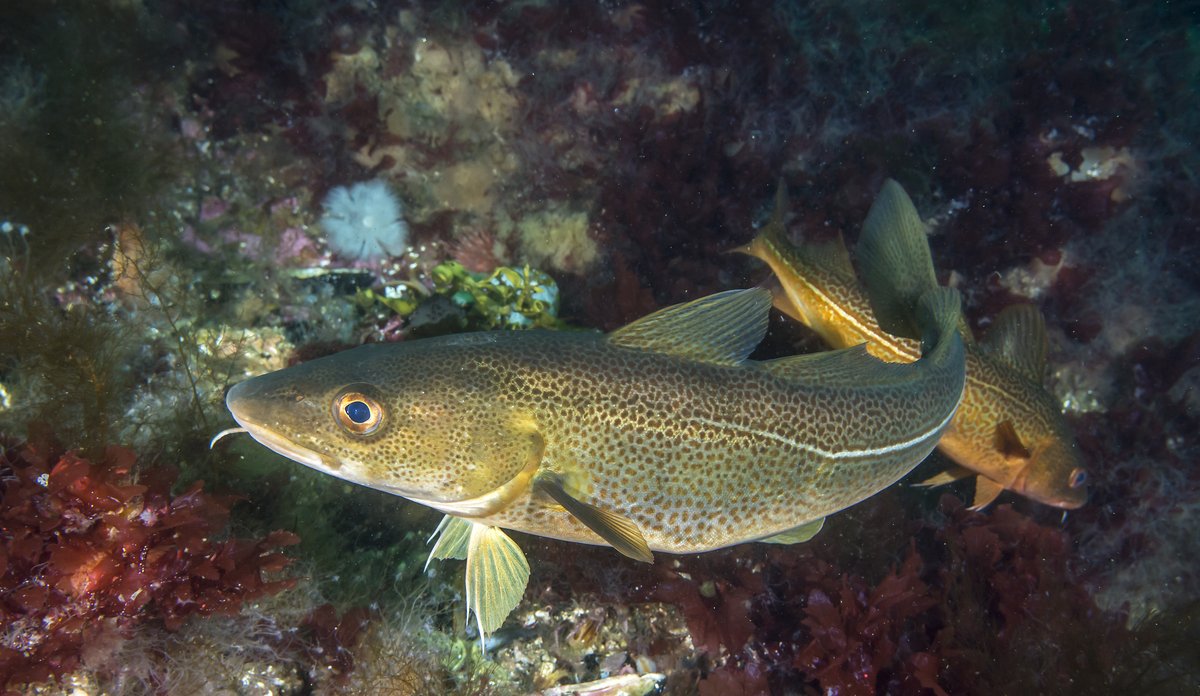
[608,288,771,365]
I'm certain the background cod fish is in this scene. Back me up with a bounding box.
[740,179,1088,510]
[221,181,966,642]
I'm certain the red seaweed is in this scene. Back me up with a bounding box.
[0,441,300,689]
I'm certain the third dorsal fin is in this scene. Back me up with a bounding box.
[760,344,918,388]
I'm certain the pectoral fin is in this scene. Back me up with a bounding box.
[465,524,530,641]
[535,475,654,563]
[759,518,825,544]
[994,420,1032,460]
[970,476,1006,510]
[425,515,473,570]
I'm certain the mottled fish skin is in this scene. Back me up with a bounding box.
[741,182,1087,509]
[225,317,965,553]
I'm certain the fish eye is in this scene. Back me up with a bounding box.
[1068,468,1087,488]
[333,390,384,435]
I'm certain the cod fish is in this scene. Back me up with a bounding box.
[740,180,1087,509]
[221,186,966,641]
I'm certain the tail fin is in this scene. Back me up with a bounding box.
[739,181,858,285]
[734,181,791,261]
[857,180,962,361]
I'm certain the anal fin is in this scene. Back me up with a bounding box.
[916,465,975,488]
[535,475,654,563]
[759,518,824,544]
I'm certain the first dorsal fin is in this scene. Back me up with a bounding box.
[980,304,1049,382]
[534,474,654,563]
[760,344,918,389]
[608,288,771,365]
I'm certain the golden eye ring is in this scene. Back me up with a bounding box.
[333,390,384,435]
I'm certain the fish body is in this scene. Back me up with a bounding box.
[228,323,960,553]
[741,181,1087,509]
[224,180,968,639]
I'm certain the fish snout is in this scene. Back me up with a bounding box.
[1009,458,1088,510]
[225,374,338,471]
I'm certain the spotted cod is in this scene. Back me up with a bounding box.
[221,183,967,641]
[740,179,1087,510]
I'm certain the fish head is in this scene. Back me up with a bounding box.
[1010,436,1088,509]
[225,338,543,512]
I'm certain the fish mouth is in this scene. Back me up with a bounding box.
[231,414,338,471]
[1010,467,1086,510]
[1057,497,1086,510]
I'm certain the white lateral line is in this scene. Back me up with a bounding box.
[691,405,956,460]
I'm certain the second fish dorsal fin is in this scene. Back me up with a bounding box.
[608,288,771,365]
[980,304,1049,382]
[797,233,857,283]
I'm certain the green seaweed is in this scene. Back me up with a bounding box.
[359,261,563,333]
[0,234,133,457]
[0,1,179,280]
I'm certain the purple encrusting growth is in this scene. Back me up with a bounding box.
[319,180,408,262]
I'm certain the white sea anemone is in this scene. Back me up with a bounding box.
[319,179,409,262]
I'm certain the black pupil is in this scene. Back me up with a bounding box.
[345,400,372,424]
